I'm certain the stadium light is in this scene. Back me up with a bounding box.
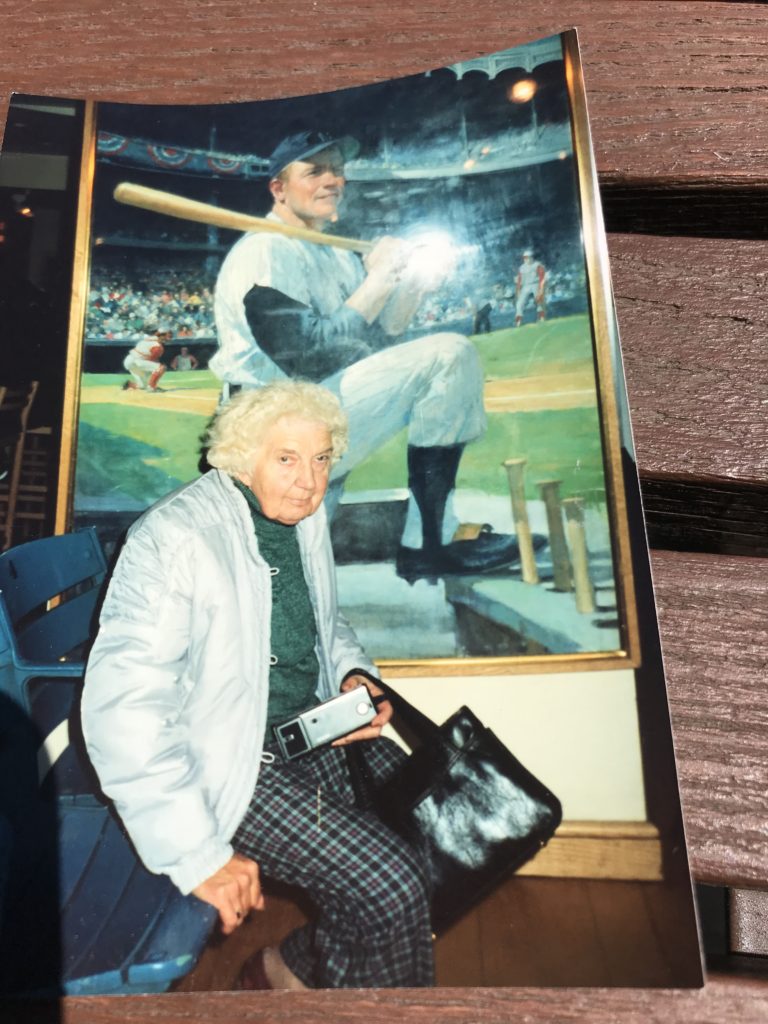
[508,79,537,103]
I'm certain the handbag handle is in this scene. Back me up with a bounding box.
[356,672,442,746]
[345,674,443,810]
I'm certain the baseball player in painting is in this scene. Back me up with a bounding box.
[211,130,522,582]
[514,250,547,326]
[122,325,172,391]
[171,345,199,371]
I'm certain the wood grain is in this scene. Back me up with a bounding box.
[609,232,768,551]
[651,549,768,888]
[611,233,768,487]
[1,2,768,187]
[516,821,663,881]
[3,975,768,1024]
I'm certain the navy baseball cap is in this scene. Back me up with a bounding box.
[267,130,359,180]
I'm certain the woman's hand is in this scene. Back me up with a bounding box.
[192,852,264,934]
[332,674,393,746]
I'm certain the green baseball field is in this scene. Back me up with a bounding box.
[75,314,608,511]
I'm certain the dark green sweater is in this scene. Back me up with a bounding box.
[233,479,320,726]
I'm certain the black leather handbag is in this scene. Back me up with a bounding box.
[347,680,563,933]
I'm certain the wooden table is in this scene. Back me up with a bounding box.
[1,1,766,1019]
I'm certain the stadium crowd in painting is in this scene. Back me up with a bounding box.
[86,260,216,342]
[85,250,586,346]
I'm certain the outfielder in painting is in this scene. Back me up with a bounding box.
[82,381,434,990]
[211,130,521,582]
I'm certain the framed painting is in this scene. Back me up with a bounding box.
[56,31,640,676]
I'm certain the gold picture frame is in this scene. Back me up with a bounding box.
[56,31,640,676]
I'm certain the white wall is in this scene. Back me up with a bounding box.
[382,668,647,822]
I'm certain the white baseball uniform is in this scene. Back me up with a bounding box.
[515,258,547,321]
[211,218,487,546]
[123,337,164,388]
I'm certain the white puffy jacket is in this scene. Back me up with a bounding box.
[81,469,376,895]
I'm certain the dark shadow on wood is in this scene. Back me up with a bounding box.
[640,475,768,558]
[602,184,768,241]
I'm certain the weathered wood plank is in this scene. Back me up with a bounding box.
[1,2,768,186]
[3,975,768,1024]
[610,233,768,485]
[614,229,767,551]
[651,548,768,889]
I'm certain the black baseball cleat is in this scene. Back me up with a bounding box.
[395,531,548,584]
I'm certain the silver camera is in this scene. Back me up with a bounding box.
[273,687,377,760]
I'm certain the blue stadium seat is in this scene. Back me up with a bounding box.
[0,530,216,996]
[0,528,107,797]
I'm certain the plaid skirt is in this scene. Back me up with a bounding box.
[231,737,434,989]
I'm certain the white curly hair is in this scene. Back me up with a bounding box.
[206,380,349,477]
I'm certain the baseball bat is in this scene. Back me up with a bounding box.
[113,182,373,255]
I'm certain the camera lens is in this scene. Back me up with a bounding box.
[277,723,309,758]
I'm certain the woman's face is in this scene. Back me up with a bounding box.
[239,415,333,525]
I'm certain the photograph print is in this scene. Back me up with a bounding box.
[0,29,703,1000]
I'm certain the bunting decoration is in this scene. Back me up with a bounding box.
[96,131,268,179]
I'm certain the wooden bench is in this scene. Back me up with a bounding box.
[0,0,765,1019]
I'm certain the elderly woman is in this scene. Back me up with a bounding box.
[81,380,434,990]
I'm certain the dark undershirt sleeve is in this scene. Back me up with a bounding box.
[243,285,386,381]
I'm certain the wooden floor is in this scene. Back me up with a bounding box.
[175,874,702,992]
